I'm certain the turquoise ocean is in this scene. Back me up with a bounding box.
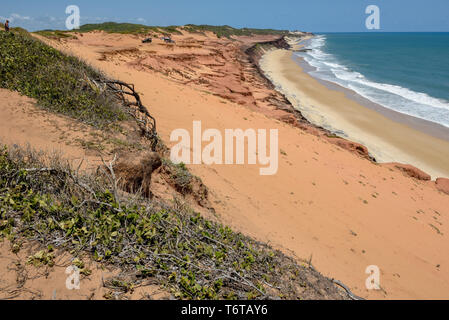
[294,33,449,129]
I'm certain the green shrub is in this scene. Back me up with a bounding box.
[0,31,126,126]
[162,159,194,194]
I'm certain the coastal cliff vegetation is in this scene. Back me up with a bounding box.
[0,30,126,126]
[0,27,348,300]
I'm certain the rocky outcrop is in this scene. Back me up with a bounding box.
[384,163,432,181]
[435,178,449,194]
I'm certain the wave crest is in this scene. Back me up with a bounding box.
[295,35,449,128]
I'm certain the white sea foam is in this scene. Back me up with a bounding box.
[295,35,449,128]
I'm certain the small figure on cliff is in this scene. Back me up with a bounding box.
[4,20,10,32]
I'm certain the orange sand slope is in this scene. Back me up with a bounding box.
[30,31,449,299]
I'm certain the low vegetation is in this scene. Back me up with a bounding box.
[182,24,289,38]
[162,159,195,194]
[34,22,289,39]
[78,22,152,34]
[0,24,348,300]
[75,22,182,36]
[0,30,126,126]
[34,29,76,39]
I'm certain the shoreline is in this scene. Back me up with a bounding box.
[259,45,449,179]
[293,50,449,143]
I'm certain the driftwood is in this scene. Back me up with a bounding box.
[95,79,160,151]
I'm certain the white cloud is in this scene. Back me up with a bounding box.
[7,13,32,22]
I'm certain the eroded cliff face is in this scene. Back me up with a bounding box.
[245,36,291,62]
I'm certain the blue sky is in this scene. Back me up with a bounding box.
[1,0,448,32]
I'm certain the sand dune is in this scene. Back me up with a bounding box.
[26,31,449,299]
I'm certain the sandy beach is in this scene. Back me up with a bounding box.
[259,47,449,179]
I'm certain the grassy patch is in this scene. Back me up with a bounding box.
[325,133,340,139]
[0,30,126,126]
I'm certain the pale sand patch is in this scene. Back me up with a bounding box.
[260,49,449,180]
[26,33,449,299]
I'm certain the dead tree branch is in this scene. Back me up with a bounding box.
[96,79,160,151]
